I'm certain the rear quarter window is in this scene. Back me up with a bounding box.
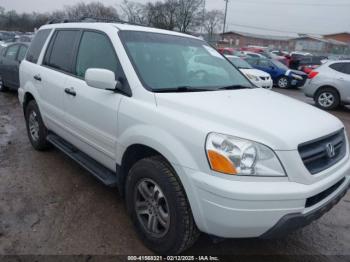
[329,63,347,74]
[26,29,52,64]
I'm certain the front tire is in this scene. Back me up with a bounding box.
[125,156,199,255]
[315,88,340,110]
[25,100,51,150]
[277,76,290,89]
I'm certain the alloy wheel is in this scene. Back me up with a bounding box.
[318,92,335,108]
[28,111,40,141]
[278,77,288,88]
[134,178,170,238]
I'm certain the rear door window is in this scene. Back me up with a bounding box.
[258,59,271,67]
[45,30,80,73]
[17,45,28,61]
[329,63,345,73]
[5,45,19,60]
[26,29,51,63]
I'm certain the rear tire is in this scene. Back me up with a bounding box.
[315,88,340,110]
[25,100,51,150]
[0,75,8,92]
[125,156,199,255]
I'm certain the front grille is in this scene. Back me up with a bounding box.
[305,177,345,207]
[298,129,346,174]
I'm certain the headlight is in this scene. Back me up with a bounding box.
[246,73,260,81]
[206,133,286,177]
[291,73,303,80]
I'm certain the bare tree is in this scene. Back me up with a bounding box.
[144,0,178,30]
[120,0,147,24]
[175,0,204,33]
[64,2,119,20]
[204,10,224,41]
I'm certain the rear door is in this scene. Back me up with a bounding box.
[40,29,81,133]
[12,44,28,87]
[63,30,128,170]
[22,28,52,118]
[1,44,20,87]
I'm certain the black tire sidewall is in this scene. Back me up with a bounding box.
[25,100,49,150]
[315,88,340,110]
[125,158,190,254]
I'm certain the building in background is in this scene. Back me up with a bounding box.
[289,35,349,55]
[217,31,350,55]
[219,31,291,50]
[323,32,350,45]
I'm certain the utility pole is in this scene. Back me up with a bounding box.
[201,0,206,34]
[222,0,229,40]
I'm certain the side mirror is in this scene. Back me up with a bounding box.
[85,68,119,91]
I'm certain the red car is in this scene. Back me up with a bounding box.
[217,47,235,55]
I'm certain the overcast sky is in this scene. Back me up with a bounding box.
[0,0,349,36]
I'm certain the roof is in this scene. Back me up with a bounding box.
[41,22,198,40]
[221,30,293,41]
[323,32,350,36]
[290,35,348,46]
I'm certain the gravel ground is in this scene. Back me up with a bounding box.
[0,88,349,257]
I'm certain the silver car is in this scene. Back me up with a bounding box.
[303,60,350,110]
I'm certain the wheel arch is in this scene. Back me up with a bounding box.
[23,92,37,119]
[118,143,187,198]
[314,85,340,100]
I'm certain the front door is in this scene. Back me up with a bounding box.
[63,30,127,171]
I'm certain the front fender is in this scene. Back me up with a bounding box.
[117,124,203,171]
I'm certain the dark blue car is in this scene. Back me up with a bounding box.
[245,57,307,88]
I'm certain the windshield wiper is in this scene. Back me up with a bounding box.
[216,85,252,90]
[153,86,212,93]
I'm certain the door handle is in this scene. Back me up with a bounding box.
[64,87,76,97]
[338,77,344,81]
[33,75,41,81]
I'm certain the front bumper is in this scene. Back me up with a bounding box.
[254,79,273,89]
[261,177,350,238]
[180,158,350,239]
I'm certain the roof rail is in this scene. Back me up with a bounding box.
[46,16,148,27]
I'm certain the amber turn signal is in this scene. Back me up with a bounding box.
[207,150,237,175]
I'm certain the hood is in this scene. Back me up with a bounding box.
[240,68,271,78]
[155,88,343,150]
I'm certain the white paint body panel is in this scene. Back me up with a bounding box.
[240,68,273,89]
[19,23,350,239]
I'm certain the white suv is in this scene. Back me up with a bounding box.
[18,22,350,254]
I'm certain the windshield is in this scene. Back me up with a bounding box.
[227,56,253,69]
[119,31,252,92]
[271,59,289,70]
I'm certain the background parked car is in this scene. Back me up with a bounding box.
[303,60,350,110]
[0,42,29,92]
[271,50,289,56]
[226,55,273,89]
[241,51,266,58]
[290,55,327,72]
[246,57,307,88]
[217,47,235,55]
